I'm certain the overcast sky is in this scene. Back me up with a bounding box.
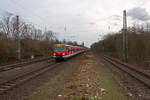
[0,0,150,47]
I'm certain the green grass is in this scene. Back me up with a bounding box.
[95,62,129,100]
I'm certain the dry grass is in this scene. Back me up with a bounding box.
[94,56,129,100]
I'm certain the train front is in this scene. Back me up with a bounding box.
[53,44,67,61]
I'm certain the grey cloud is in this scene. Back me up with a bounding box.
[68,36,76,38]
[111,15,121,21]
[127,7,150,21]
[76,13,81,17]
[113,23,118,26]
[89,22,96,25]
[107,21,118,26]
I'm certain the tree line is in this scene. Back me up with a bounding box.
[0,12,82,62]
[91,23,150,66]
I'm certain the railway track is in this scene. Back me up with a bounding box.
[103,55,150,87]
[0,60,60,95]
[0,57,51,72]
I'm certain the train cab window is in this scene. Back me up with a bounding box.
[68,49,71,52]
[54,45,66,51]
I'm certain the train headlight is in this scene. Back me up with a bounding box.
[62,53,66,56]
[53,53,56,56]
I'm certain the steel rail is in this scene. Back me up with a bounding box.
[0,57,52,72]
[103,55,150,87]
[0,60,60,94]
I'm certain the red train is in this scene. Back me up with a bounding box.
[53,44,85,61]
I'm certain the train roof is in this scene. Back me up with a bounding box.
[54,44,84,48]
[54,44,70,47]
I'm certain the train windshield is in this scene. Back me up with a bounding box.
[54,45,66,51]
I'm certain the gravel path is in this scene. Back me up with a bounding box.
[52,53,105,100]
[44,52,128,100]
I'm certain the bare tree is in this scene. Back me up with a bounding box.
[36,29,43,40]
[0,12,13,37]
[44,30,56,41]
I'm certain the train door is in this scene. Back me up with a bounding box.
[67,47,71,55]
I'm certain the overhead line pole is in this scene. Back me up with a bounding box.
[123,10,128,62]
[16,15,21,61]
